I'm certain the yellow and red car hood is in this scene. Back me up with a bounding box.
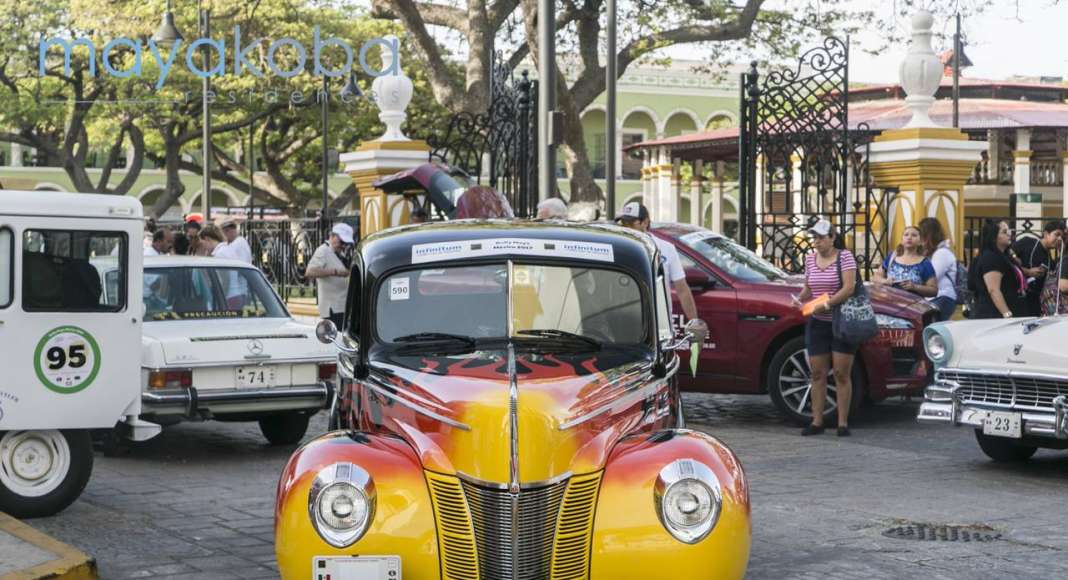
[365,352,657,486]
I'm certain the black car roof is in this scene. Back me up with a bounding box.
[359,219,658,280]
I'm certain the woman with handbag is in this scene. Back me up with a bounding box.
[794,218,872,437]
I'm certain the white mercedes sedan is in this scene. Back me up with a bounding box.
[124,256,336,445]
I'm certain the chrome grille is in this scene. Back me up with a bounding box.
[939,369,1068,411]
[550,473,601,580]
[461,478,568,580]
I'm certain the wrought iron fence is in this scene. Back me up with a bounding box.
[241,217,357,302]
[425,52,539,217]
[738,36,891,279]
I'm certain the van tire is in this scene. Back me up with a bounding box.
[0,430,93,518]
[259,412,310,446]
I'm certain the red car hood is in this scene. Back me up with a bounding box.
[744,275,933,319]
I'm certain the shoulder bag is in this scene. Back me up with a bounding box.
[832,252,879,345]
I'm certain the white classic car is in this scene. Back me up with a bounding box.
[114,256,337,445]
[918,314,1068,462]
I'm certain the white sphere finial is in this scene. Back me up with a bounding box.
[898,10,943,128]
[371,35,413,141]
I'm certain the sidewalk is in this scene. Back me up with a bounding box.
[0,513,95,580]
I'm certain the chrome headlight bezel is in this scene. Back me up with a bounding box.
[308,462,375,548]
[654,458,723,544]
[923,324,953,367]
[875,313,914,330]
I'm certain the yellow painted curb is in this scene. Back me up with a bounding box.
[0,513,96,580]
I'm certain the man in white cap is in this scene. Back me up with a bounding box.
[221,220,253,264]
[616,202,708,343]
[306,223,354,327]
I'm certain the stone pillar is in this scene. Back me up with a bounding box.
[640,149,654,209]
[9,143,21,167]
[1062,150,1068,219]
[711,161,725,232]
[1014,128,1032,194]
[656,146,672,219]
[669,156,682,222]
[690,159,703,226]
[338,36,430,239]
[867,11,986,259]
[987,129,999,182]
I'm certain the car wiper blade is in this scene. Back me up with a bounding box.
[393,332,477,347]
[515,329,602,350]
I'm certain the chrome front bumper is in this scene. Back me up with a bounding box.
[918,381,1068,440]
[142,382,332,417]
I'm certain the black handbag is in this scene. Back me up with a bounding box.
[831,252,878,345]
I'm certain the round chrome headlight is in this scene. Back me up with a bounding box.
[925,328,950,362]
[654,459,722,544]
[308,463,375,547]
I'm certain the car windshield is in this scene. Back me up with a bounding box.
[678,232,788,282]
[375,263,646,346]
[143,267,288,321]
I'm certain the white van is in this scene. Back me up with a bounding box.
[0,190,158,517]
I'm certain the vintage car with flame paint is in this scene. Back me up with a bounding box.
[274,221,751,579]
[918,313,1068,462]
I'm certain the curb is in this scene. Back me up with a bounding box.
[0,513,96,580]
[288,302,319,317]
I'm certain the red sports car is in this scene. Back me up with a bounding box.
[652,223,937,425]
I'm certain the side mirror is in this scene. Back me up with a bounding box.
[316,319,338,344]
[685,268,714,292]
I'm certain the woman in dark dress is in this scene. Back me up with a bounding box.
[969,220,1027,319]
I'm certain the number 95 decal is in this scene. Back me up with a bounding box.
[33,326,102,394]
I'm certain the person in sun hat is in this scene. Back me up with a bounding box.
[615,201,708,346]
[305,223,355,328]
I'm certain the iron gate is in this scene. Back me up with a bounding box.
[738,37,890,277]
[425,52,539,217]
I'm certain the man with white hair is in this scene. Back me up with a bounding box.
[536,197,568,220]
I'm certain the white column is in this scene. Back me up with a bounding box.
[669,157,682,222]
[690,159,703,226]
[987,129,999,182]
[1062,132,1068,218]
[656,146,672,219]
[711,160,725,232]
[640,149,652,209]
[790,153,803,218]
[1014,128,1032,194]
[9,143,21,167]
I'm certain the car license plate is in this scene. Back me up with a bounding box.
[236,366,276,388]
[983,410,1022,439]
[313,556,401,580]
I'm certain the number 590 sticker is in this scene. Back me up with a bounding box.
[33,326,102,394]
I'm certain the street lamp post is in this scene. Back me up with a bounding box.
[200,4,212,221]
[320,72,361,236]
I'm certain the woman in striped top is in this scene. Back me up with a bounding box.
[794,219,858,437]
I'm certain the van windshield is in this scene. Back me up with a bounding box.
[375,263,646,346]
[144,267,287,321]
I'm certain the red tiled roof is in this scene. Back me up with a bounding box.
[849,76,1068,98]
[628,98,1068,153]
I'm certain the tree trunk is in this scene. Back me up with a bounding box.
[150,138,185,219]
[557,73,603,204]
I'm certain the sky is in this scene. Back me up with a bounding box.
[849,1,1068,83]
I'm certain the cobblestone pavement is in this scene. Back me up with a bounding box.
[32,393,1068,579]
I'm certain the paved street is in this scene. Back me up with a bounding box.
[32,393,1068,579]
